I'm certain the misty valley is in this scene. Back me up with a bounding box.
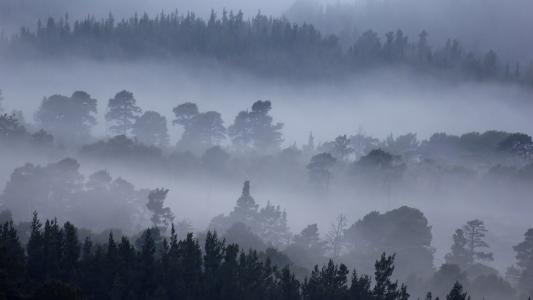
[1,1,533,300]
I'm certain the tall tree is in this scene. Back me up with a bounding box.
[462,219,493,265]
[231,181,259,225]
[0,221,25,299]
[132,111,169,147]
[325,214,347,258]
[27,212,45,282]
[173,102,199,127]
[373,253,402,300]
[106,90,142,136]
[173,102,225,152]
[35,91,97,142]
[307,152,336,191]
[61,222,80,280]
[445,229,471,268]
[331,135,354,161]
[446,282,469,300]
[293,224,325,254]
[179,111,226,152]
[146,188,174,233]
[228,100,283,152]
[513,228,533,295]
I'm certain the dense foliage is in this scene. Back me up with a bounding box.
[2,10,533,84]
[0,214,423,300]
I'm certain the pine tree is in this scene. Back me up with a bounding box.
[462,220,493,264]
[61,222,80,281]
[373,253,400,300]
[204,231,225,299]
[445,229,470,268]
[179,233,203,299]
[279,266,301,300]
[446,282,469,300]
[0,221,26,299]
[106,90,142,136]
[349,270,372,299]
[27,212,45,282]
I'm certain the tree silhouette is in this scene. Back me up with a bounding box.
[132,111,169,147]
[106,90,142,136]
[174,103,225,152]
[34,91,97,143]
[446,282,469,300]
[445,229,471,268]
[146,188,174,232]
[228,100,283,153]
[307,152,336,191]
[462,220,493,265]
[513,228,533,295]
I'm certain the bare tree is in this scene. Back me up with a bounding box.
[326,214,348,258]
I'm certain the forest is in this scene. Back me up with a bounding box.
[1,0,533,299]
[0,9,532,84]
[0,89,532,299]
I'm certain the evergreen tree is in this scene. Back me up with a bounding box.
[178,233,203,300]
[106,90,142,136]
[228,100,283,153]
[307,153,336,191]
[61,222,80,281]
[34,91,97,143]
[146,188,174,233]
[373,253,401,300]
[132,111,169,147]
[513,228,533,295]
[231,181,259,225]
[27,212,45,283]
[349,271,372,299]
[445,229,470,268]
[0,221,25,299]
[446,282,469,300]
[203,231,225,299]
[462,220,493,264]
[279,266,301,300]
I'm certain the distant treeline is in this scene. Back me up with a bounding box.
[2,10,533,84]
[0,213,476,300]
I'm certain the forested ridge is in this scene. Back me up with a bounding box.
[2,10,533,84]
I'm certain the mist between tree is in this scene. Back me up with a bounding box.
[1,2,533,299]
[1,71,533,298]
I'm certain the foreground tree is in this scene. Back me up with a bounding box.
[446,282,469,300]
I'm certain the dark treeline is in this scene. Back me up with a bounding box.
[1,180,533,299]
[1,212,476,300]
[2,10,533,84]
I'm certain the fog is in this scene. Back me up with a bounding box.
[2,59,532,145]
[1,1,533,299]
[286,0,533,62]
[1,58,532,270]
